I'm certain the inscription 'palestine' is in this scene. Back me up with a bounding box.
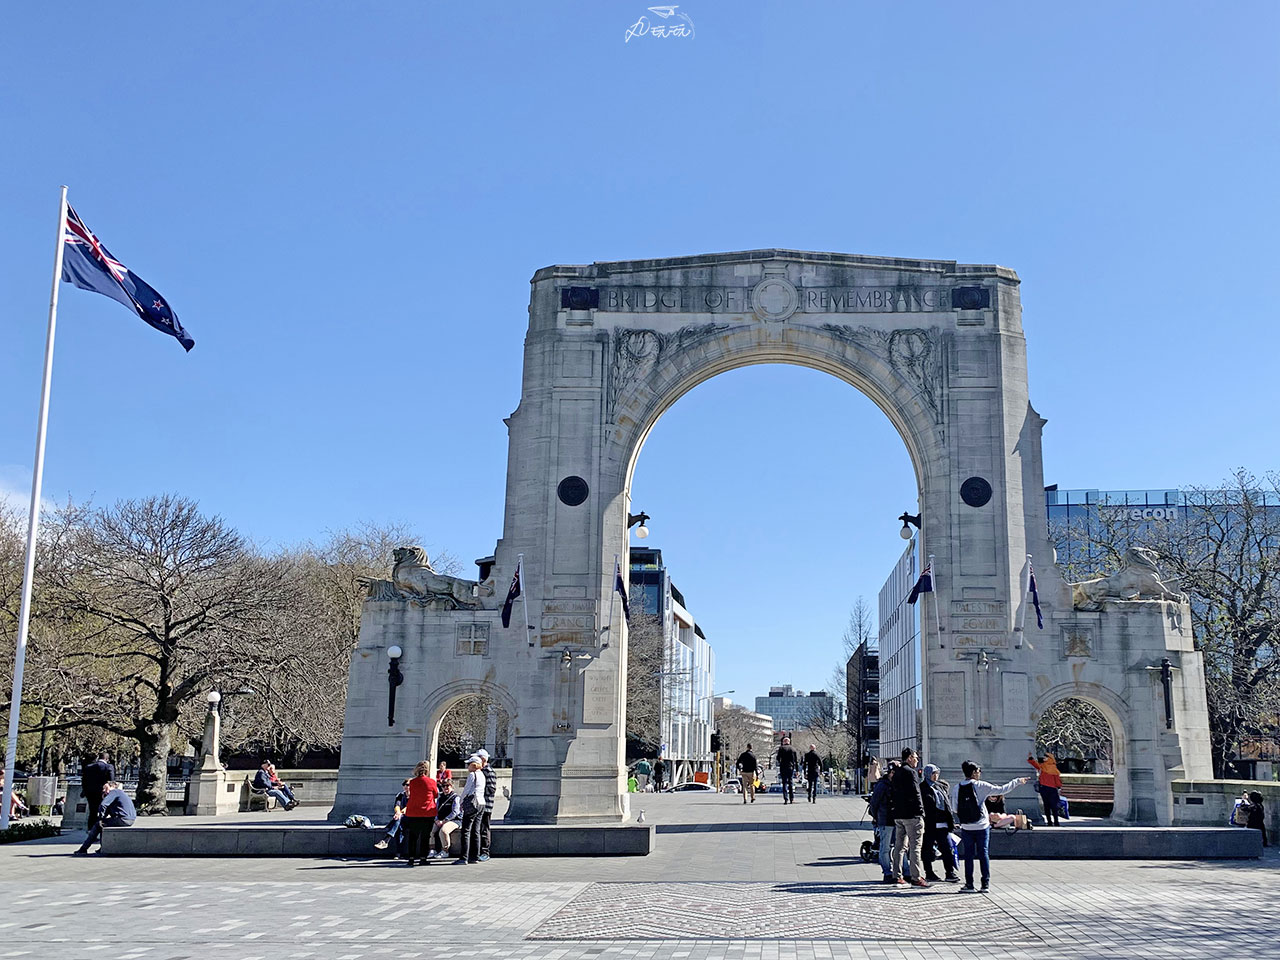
[599,286,954,313]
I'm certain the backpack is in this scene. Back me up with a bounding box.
[1230,800,1251,827]
[343,814,372,829]
[957,783,982,825]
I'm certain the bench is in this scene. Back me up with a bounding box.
[242,776,278,812]
[1060,782,1114,818]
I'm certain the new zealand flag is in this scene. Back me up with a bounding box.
[500,559,522,629]
[61,205,194,351]
[907,562,933,605]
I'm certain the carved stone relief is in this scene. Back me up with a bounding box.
[608,323,734,419]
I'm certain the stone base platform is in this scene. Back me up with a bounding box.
[99,817,654,858]
[988,825,1261,859]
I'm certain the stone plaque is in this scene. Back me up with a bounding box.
[582,667,615,725]
[1062,623,1095,658]
[930,672,966,726]
[1002,673,1030,727]
[951,599,1007,634]
[541,600,596,645]
[953,633,1010,649]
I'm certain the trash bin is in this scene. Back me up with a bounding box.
[26,775,57,808]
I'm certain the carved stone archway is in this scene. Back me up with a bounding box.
[332,250,1213,825]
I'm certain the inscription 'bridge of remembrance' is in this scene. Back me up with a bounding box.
[334,250,1212,827]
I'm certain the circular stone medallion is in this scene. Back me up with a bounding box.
[960,477,993,508]
[751,276,799,322]
[557,476,590,506]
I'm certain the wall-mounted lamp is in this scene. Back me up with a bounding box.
[628,511,651,539]
[898,512,921,540]
[1160,657,1174,730]
[387,645,405,727]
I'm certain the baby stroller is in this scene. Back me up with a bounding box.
[859,793,881,863]
[859,830,882,863]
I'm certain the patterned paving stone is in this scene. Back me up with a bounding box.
[528,882,1041,942]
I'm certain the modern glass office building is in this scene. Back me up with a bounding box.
[877,539,922,763]
[629,547,715,783]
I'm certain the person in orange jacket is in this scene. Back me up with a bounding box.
[1028,753,1063,825]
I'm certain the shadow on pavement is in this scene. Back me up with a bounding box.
[655,821,860,834]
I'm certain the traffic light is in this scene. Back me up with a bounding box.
[710,730,722,753]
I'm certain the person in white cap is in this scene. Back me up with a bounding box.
[476,748,497,861]
[454,754,487,865]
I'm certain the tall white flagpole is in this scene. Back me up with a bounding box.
[602,555,618,648]
[1014,554,1034,649]
[928,553,942,647]
[517,554,534,647]
[2,185,68,832]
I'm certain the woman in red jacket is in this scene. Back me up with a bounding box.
[402,761,439,865]
[1028,753,1063,826]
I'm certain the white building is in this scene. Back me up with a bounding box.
[878,539,922,763]
[630,547,715,784]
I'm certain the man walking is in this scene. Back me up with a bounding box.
[866,760,897,883]
[74,781,135,855]
[80,752,114,835]
[776,737,800,804]
[634,757,652,793]
[736,744,759,804]
[653,758,666,793]
[477,749,497,862]
[890,747,928,887]
[803,744,822,803]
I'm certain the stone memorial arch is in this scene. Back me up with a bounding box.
[333,250,1212,825]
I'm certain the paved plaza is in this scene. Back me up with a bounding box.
[0,794,1273,960]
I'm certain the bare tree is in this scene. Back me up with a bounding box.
[217,523,432,764]
[32,496,296,812]
[1036,698,1114,771]
[625,613,665,749]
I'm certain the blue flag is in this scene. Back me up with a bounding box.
[907,562,933,605]
[62,205,194,351]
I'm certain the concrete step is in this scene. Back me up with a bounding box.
[987,826,1261,858]
[99,821,654,858]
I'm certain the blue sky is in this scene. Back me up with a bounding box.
[1,2,1276,708]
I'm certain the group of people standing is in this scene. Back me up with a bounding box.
[868,747,1032,892]
[377,751,496,865]
[735,737,827,804]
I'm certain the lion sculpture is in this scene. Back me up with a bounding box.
[391,546,494,608]
[1070,546,1185,611]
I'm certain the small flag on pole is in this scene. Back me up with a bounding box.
[1028,561,1044,630]
[613,557,630,620]
[500,559,522,628]
[907,561,933,605]
[61,205,195,351]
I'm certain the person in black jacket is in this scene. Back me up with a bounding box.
[1244,791,1269,847]
[866,761,898,882]
[80,752,114,833]
[776,738,800,804]
[803,744,822,803]
[890,747,927,886]
[736,745,758,804]
[919,763,960,882]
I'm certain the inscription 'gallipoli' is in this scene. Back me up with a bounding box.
[598,286,954,313]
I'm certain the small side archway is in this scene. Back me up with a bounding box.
[421,679,520,772]
[1031,682,1131,822]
